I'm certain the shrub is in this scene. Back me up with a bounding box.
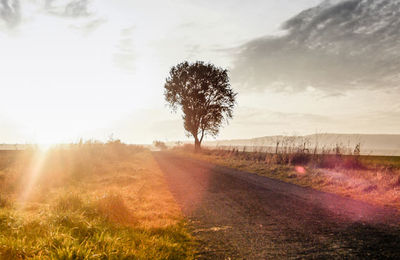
[154,141,168,151]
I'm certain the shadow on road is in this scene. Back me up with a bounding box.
[154,152,400,259]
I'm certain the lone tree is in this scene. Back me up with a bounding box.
[164,61,237,151]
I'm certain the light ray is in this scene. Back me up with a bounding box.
[17,146,51,208]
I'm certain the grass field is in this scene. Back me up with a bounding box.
[360,155,400,170]
[176,146,400,211]
[0,142,194,259]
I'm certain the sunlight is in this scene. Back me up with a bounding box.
[37,143,55,151]
[17,147,51,208]
[0,0,399,258]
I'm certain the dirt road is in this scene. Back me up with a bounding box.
[154,152,400,259]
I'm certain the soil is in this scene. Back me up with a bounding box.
[154,152,400,259]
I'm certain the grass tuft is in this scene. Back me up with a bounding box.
[0,194,11,209]
[96,193,135,225]
[53,193,85,212]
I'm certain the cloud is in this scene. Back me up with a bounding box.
[70,18,107,35]
[1,0,99,32]
[0,0,20,28]
[113,26,136,71]
[234,107,331,126]
[46,0,91,18]
[45,1,108,36]
[232,0,400,93]
[213,106,337,139]
[64,0,89,17]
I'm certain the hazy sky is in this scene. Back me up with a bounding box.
[1,0,399,144]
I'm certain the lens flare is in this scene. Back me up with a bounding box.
[295,166,306,175]
[17,146,51,208]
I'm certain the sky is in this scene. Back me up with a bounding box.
[1,0,399,144]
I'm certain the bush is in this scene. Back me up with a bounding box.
[154,141,168,151]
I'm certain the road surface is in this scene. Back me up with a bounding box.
[154,152,400,259]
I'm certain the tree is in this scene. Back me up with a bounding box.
[164,61,237,151]
[153,140,167,151]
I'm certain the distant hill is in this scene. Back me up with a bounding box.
[204,134,400,156]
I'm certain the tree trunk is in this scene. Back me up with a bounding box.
[194,137,201,152]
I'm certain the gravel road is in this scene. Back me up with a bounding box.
[154,152,400,259]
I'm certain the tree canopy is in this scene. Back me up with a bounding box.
[164,61,237,150]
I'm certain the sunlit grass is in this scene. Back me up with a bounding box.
[0,194,192,259]
[0,142,194,259]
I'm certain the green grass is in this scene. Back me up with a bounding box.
[0,195,192,260]
[0,143,195,259]
[360,155,400,170]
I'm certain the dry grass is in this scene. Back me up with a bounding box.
[175,145,400,211]
[0,142,194,259]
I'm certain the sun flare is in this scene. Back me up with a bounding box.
[17,148,50,207]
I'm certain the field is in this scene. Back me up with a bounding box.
[176,146,400,210]
[0,142,194,259]
[360,155,400,170]
[1,141,399,259]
